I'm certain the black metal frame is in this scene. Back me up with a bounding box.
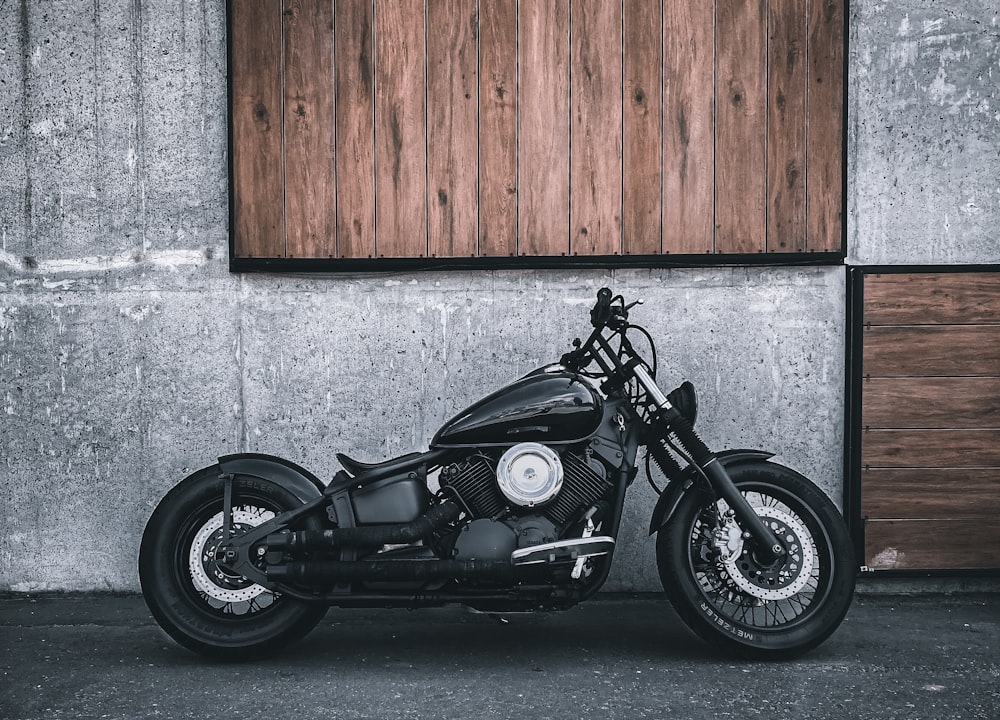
[844,264,1000,577]
[224,0,850,274]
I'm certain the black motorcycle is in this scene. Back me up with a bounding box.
[139,288,855,659]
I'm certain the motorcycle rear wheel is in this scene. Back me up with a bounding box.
[139,467,328,659]
[657,461,855,659]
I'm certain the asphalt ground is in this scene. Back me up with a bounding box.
[1,591,997,720]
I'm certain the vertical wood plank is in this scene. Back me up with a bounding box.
[519,0,570,256]
[807,0,844,252]
[374,0,426,258]
[715,0,767,254]
[767,0,807,252]
[570,0,622,256]
[623,0,661,256]
[427,0,479,258]
[335,0,376,258]
[479,0,518,257]
[662,2,714,254]
[231,0,284,257]
[283,0,336,258]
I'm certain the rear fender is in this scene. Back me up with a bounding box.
[647,449,774,536]
[218,453,325,503]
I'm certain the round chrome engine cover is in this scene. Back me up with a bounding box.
[496,442,564,507]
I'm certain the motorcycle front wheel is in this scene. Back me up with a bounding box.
[138,467,328,659]
[657,461,855,659]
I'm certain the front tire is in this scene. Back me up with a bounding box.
[139,467,328,659]
[657,462,855,659]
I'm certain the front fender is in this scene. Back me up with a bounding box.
[647,449,774,536]
[218,453,325,503]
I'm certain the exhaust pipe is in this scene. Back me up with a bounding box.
[267,558,548,583]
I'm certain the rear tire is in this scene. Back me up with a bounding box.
[657,461,855,659]
[139,467,328,659]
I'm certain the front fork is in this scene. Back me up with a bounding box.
[633,365,785,563]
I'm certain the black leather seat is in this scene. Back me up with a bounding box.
[336,451,425,478]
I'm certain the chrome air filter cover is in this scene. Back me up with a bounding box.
[496,442,564,507]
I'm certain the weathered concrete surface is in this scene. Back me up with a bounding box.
[0,266,846,593]
[0,593,997,720]
[849,1,1000,265]
[4,0,997,595]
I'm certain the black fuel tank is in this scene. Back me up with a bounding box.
[431,372,603,448]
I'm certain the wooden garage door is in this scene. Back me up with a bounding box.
[861,271,1000,571]
[229,0,845,266]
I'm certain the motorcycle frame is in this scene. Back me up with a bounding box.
[216,291,784,608]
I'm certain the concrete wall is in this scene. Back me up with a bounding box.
[2,0,996,593]
[849,0,1000,265]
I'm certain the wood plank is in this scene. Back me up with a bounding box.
[863,326,1000,378]
[374,0,426,258]
[865,518,1000,570]
[662,1,714,254]
[623,0,661,255]
[862,429,1000,468]
[862,468,1000,520]
[806,0,844,252]
[427,0,478,258]
[231,0,284,257]
[864,272,1000,326]
[715,0,767,254]
[863,377,1000,429]
[478,0,518,258]
[766,0,807,253]
[283,0,335,258]
[570,0,622,257]
[335,0,376,258]
[518,0,570,256]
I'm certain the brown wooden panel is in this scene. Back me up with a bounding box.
[862,429,1000,468]
[623,0,661,255]
[570,0,622,257]
[283,0,335,259]
[865,519,1000,570]
[806,0,843,252]
[863,326,1000,378]
[863,377,1000,429]
[231,0,284,257]
[715,0,767,254]
[478,0,518,258]
[862,468,1000,520]
[519,0,570,256]
[374,0,426,258]
[864,272,1000,326]
[662,2,714,254]
[767,0,807,253]
[335,0,375,258]
[427,0,478,258]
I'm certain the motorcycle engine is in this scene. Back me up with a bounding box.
[439,443,612,561]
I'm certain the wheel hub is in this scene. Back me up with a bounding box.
[720,506,815,601]
[189,508,275,604]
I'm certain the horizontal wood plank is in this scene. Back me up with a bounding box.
[865,518,1000,570]
[862,468,1000,519]
[865,272,1000,326]
[862,377,1000,429]
[863,326,1000,378]
[862,429,1000,468]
